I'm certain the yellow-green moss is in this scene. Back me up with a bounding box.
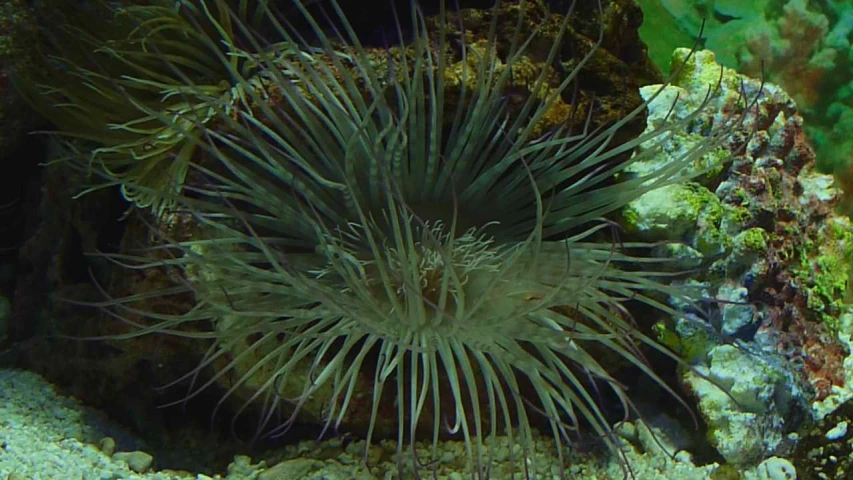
[710,464,744,480]
[689,185,732,255]
[655,319,713,365]
[736,228,769,253]
[795,217,853,331]
[669,48,742,95]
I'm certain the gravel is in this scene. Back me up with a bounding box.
[0,369,192,480]
[0,368,790,480]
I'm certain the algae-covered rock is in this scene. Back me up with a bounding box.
[623,183,713,240]
[621,47,853,469]
[748,456,798,480]
[683,344,805,466]
[717,282,755,336]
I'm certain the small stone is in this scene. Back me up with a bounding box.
[614,421,638,443]
[754,456,797,480]
[98,436,116,456]
[161,470,195,478]
[258,459,319,480]
[717,283,754,337]
[113,450,154,473]
[674,450,693,463]
[227,454,263,476]
[825,420,848,441]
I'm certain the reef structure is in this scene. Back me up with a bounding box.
[624,47,853,474]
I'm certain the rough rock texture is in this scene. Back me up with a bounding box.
[683,344,797,465]
[626,47,853,469]
[792,394,853,480]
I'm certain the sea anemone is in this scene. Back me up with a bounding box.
[12,0,267,213]
[23,0,747,477]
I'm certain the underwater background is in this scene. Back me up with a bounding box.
[0,1,851,479]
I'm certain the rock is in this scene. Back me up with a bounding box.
[97,436,116,457]
[684,344,806,466]
[751,456,797,480]
[113,451,154,474]
[717,282,755,337]
[792,397,853,479]
[258,459,319,480]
